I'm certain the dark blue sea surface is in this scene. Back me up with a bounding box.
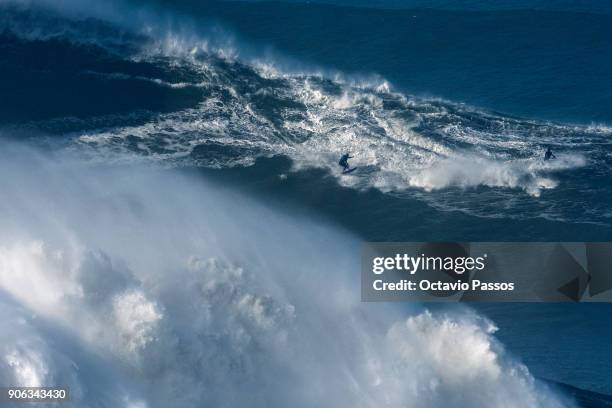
[210,2,612,124]
[232,0,612,14]
[476,303,612,397]
[2,0,612,401]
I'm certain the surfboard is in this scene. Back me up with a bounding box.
[343,167,357,174]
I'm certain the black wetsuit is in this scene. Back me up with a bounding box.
[544,149,556,160]
[339,154,352,171]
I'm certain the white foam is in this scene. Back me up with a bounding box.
[409,155,562,197]
[6,1,601,203]
[0,146,573,407]
[7,1,612,227]
[69,48,599,201]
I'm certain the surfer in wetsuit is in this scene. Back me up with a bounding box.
[339,153,353,172]
[544,146,556,161]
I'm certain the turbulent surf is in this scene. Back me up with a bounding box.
[1,1,612,407]
[2,3,611,224]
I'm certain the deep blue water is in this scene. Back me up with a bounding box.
[233,0,612,14]
[476,303,612,397]
[210,2,612,124]
[2,0,612,400]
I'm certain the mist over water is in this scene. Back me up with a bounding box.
[2,1,612,225]
[0,146,572,407]
[1,0,612,404]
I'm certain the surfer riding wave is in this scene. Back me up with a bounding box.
[339,153,354,173]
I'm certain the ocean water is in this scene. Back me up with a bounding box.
[212,1,612,124]
[1,0,612,406]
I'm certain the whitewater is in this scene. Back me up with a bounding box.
[3,2,612,225]
[0,1,610,406]
[0,145,571,407]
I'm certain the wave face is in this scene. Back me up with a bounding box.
[0,4,607,405]
[0,145,572,408]
[2,4,611,226]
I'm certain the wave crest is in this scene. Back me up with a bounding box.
[0,147,573,407]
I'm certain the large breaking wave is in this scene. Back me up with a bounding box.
[0,2,605,406]
[2,2,612,225]
[0,145,572,407]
